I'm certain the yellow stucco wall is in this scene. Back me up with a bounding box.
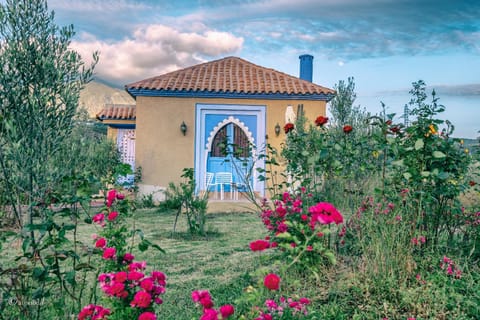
[135,96,327,197]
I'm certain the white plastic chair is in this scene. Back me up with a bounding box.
[203,172,215,196]
[214,172,233,200]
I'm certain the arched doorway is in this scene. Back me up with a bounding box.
[207,122,253,191]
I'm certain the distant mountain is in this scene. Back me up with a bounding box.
[79,81,135,118]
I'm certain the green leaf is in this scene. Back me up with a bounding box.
[421,171,430,177]
[433,151,446,158]
[403,172,412,180]
[275,232,292,240]
[392,159,404,167]
[414,139,424,150]
[437,171,450,180]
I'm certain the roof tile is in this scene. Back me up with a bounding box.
[96,104,136,121]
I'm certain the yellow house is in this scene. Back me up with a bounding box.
[99,55,335,201]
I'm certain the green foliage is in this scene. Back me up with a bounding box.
[164,168,209,236]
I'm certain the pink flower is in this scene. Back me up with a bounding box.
[106,189,117,207]
[219,304,235,318]
[131,291,152,308]
[200,308,218,320]
[151,271,167,285]
[301,214,308,221]
[264,273,281,291]
[114,271,127,283]
[192,290,214,309]
[138,311,157,320]
[308,202,343,227]
[249,239,270,252]
[299,297,310,305]
[127,271,145,282]
[123,253,135,263]
[116,193,125,200]
[78,304,110,320]
[92,213,105,224]
[107,211,118,221]
[306,245,313,251]
[140,278,154,291]
[102,247,116,260]
[95,237,107,248]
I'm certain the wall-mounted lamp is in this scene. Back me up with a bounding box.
[275,123,281,136]
[180,121,187,136]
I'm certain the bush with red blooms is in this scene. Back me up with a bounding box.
[250,190,344,269]
[192,290,235,319]
[79,189,166,320]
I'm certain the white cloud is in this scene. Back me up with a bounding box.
[71,25,243,85]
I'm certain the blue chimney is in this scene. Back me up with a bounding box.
[299,54,313,82]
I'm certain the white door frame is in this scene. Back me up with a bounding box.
[194,103,266,197]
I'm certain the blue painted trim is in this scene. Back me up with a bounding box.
[108,124,136,129]
[126,88,334,101]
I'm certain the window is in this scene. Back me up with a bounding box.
[210,123,249,158]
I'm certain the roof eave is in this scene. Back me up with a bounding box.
[126,88,335,102]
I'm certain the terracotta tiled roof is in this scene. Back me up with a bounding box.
[96,104,136,121]
[126,56,335,99]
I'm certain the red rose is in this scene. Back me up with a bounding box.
[390,126,401,134]
[131,291,152,308]
[92,213,105,224]
[343,125,353,134]
[106,189,117,207]
[264,273,281,291]
[315,115,328,127]
[284,123,295,134]
[123,252,135,262]
[107,211,118,221]
[95,237,106,248]
[139,311,157,320]
[114,271,127,283]
[249,239,270,252]
[469,180,476,186]
[102,247,116,260]
[219,304,235,318]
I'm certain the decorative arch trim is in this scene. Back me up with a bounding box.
[205,116,254,152]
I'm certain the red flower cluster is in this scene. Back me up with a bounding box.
[263,273,281,291]
[78,304,111,320]
[343,125,353,134]
[284,123,295,134]
[192,290,235,319]
[440,256,462,279]
[315,115,328,127]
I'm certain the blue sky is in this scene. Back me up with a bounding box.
[44,0,480,138]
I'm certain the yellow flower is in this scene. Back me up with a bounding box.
[460,139,464,145]
[372,150,380,158]
[465,148,469,154]
[428,124,437,135]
